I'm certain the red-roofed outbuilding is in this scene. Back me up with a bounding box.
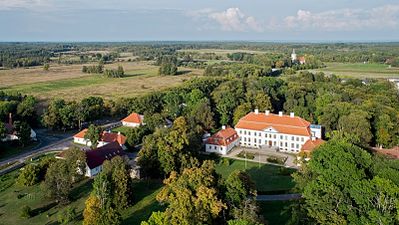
[121,112,144,127]
[205,126,240,155]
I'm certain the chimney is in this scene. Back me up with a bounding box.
[278,111,283,117]
[222,125,226,130]
[8,113,12,125]
[254,109,259,114]
[290,112,295,118]
[265,110,270,116]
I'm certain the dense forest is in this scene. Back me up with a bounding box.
[2,42,399,69]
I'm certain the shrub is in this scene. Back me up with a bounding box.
[20,205,32,218]
[58,206,78,224]
[17,164,40,186]
[237,151,255,160]
[221,158,231,166]
[266,156,286,165]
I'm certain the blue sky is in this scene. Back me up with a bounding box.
[0,0,399,41]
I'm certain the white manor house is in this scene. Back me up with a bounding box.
[206,109,324,155]
[236,110,323,153]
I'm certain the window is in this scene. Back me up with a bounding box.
[285,136,288,140]
[291,136,294,141]
[280,135,283,139]
[259,132,261,137]
[296,137,299,142]
[280,142,283,146]
[296,144,299,149]
[239,130,242,134]
[244,130,247,135]
[244,137,247,142]
[273,135,276,139]
[285,142,288,147]
[258,139,261,143]
[291,143,294,148]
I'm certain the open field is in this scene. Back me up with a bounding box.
[0,167,163,225]
[0,61,203,101]
[215,159,295,193]
[178,48,269,55]
[312,63,399,78]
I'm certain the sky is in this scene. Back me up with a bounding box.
[0,0,399,42]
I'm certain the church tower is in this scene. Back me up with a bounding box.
[291,49,297,62]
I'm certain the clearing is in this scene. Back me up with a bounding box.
[312,63,399,78]
[0,61,203,101]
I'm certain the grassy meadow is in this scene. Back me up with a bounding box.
[215,159,295,193]
[0,169,163,225]
[0,61,203,101]
[313,62,399,78]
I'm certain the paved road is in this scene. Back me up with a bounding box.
[256,194,302,201]
[0,120,122,168]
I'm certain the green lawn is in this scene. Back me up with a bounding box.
[215,159,295,193]
[313,63,399,78]
[112,126,134,135]
[0,141,39,161]
[0,165,163,225]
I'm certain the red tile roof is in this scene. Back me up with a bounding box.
[86,142,126,169]
[206,126,239,146]
[235,112,311,136]
[298,56,306,63]
[301,138,325,152]
[73,129,126,145]
[101,132,126,145]
[122,112,143,124]
[74,129,88,138]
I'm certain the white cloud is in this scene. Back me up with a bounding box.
[282,4,399,31]
[0,0,52,10]
[188,7,264,32]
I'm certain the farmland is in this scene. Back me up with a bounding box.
[312,62,399,78]
[0,61,202,101]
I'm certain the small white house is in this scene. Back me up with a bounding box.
[56,142,127,177]
[1,115,37,142]
[73,129,127,149]
[121,112,144,127]
[205,126,240,155]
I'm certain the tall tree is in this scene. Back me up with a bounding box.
[43,160,72,203]
[14,121,32,147]
[291,140,399,225]
[84,124,103,149]
[154,161,226,225]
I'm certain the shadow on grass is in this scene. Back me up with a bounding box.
[175,70,191,75]
[31,201,58,217]
[70,179,93,201]
[123,73,146,78]
[242,164,295,193]
[132,179,163,203]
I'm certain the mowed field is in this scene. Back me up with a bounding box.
[0,61,203,101]
[313,62,399,78]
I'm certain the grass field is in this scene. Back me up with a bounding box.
[0,61,203,101]
[313,63,399,78]
[0,141,39,161]
[0,167,163,225]
[215,159,295,193]
[112,126,134,136]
